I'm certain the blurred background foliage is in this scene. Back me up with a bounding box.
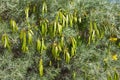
[0,0,120,80]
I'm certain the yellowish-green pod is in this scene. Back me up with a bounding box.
[64,48,70,63]
[93,22,100,38]
[73,16,77,23]
[55,12,59,22]
[41,23,45,36]
[71,47,75,57]
[71,37,77,48]
[69,14,73,27]
[21,31,27,52]
[2,33,9,48]
[59,12,63,20]
[53,21,57,37]
[37,38,41,52]
[42,2,47,16]
[28,29,34,44]
[91,30,95,43]
[66,51,70,64]
[25,7,29,19]
[10,19,18,32]
[39,59,43,77]
[72,71,76,80]
[59,11,63,23]
[52,42,58,59]
[58,23,63,35]
[88,21,93,45]
[41,38,46,51]
[62,15,66,27]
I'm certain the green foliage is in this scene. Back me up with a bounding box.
[0,0,120,80]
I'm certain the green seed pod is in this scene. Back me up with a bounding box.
[73,16,77,23]
[88,21,93,45]
[53,21,57,37]
[10,19,18,32]
[66,51,70,63]
[91,30,95,43]
[71,47,75,57]
[22,31,27,52]
[39,59,43,77]
[2,33,10,49]
[60,35,64,48]
[37,38,41,52]
[69,14,73,27]
[28,30,34,44]
[58,23,62,35]
[71,37,77,48]
[64,48,70,63]
[62,15,66,27]
[25,7,29,19]
[41,38,46,51]
[42,2,47,16]
[93,22,100,38]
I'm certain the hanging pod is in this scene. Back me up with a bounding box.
[40,20,48,37]
[71,47,75,57]
[21,30,28,52]
[2,33,10,49]
[42,2,47,16]
[10,19,18,32]
[88,21,93,45]
[51,42,59,60]
[93,22,100,38]
[64,48,70,63]
[69,14,73,27]
[73,15,77,23]
[20,29,28,52]
[113,71,119,80]
[57,23,63,35]
[25,7,29,19]
[70,37,77,56]
[36,38,41,52]
[70,37,77,48]
[60,35,64,48]
[91,30,95,43]
[53,21,57,37]
[28,29,34,44]
[39,59,44,77]
[59,12,62,23]
[41,38,46,51]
